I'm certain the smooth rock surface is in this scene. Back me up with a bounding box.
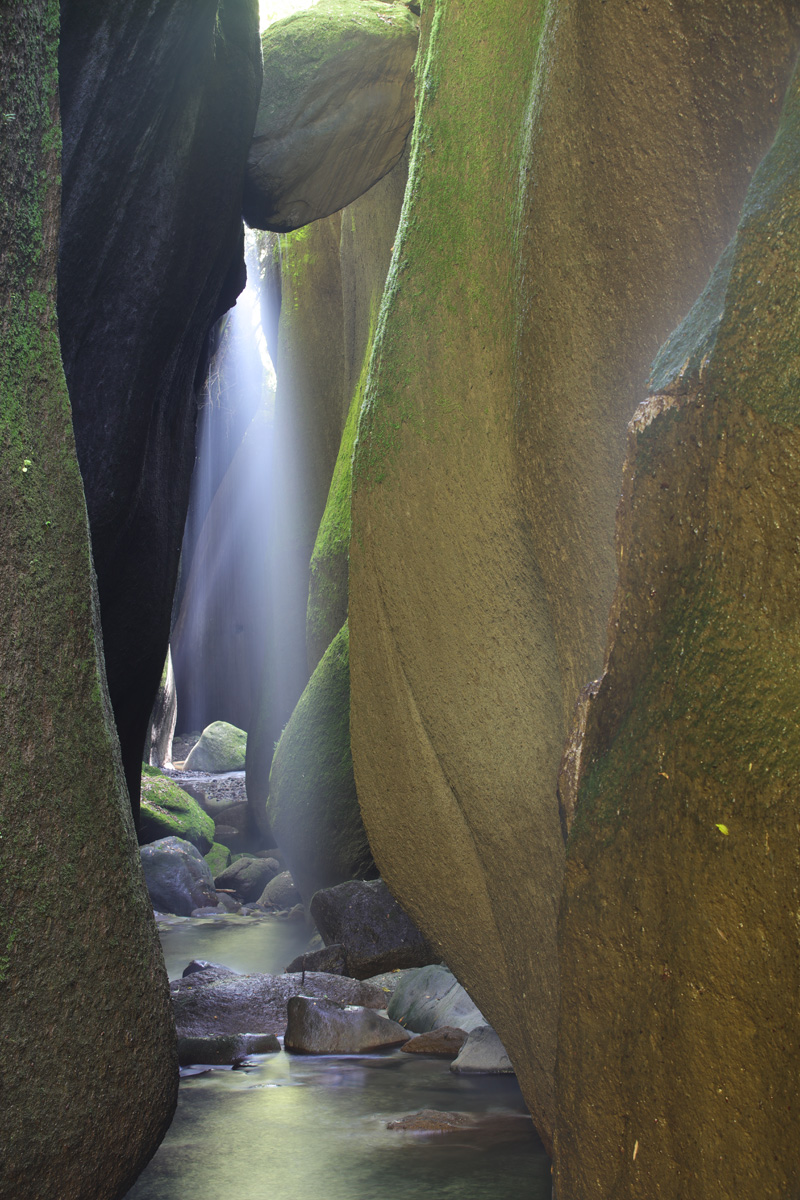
[310,879,438,978]
[284,995,411,1054]
[172,970,386,1037]
[401,1027,468,1058]
[285,944,347,976]
[243,0,418,231]
[258,870,301,910]
[387,965,486,1034]
[214,855,280,902]
[450,1026,514,1076]
[177,1032,280,1066]
[141,837,217,917]
[185,721,247,773]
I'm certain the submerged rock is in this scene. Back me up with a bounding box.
[177,1033,280,1066]
[450,1026,514,1075]
[185,721,247,772]
[140,836,217,917]
[139,768,215,854]
[172,970,387,1037]
[387,1110,471,1132]
[284,996,411,1054]
[310,879,438,978]
[243,0,418,231]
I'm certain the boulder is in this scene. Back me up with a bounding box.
[57,0,262,817]
[450,1026,514,1076]
[243,0,418,231]
[204,842,232,878]
[555,62,800,1199]
[348,0,800,1151]
[140,837,217,917]
[185,721,247,772]
[401,1027,468,1058]
[214,856,280,902]
[310,879,438,979]
[285,944,347,976]
[387,965,486,1034]
[284,996,411,1054]
[139,768,215,854]
[267,623,374,904]
[182,961,239,980]
[177,1033,280,1066]
[146,648,177,767]
[258,870,301,910]
[171,970,387,1037]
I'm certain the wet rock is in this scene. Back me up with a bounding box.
[139,768,215,854]
[177,1033,280,1066]
[284,996,411,1054]
[387,1109,471,1132]
[140,836,217,917]
[258,870,301,910]
[185,721,247,772]
[401,1027,468,1058]
[387,965,486,1033]
[182,961,238,979]
[243,0,418,231]
[172,970,386,1037]
[450,1026,514,1075]
[310,879,438,979]
[285,944,347,976]
[215,856,280,902]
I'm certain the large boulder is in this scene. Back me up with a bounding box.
[348,0,800,1150]
[387,965,486,1034]
[310,879,438,978]
[284,995,411,1054]
[140,836,217,916]
[214,855,280,902]
[57,0,262,818]
[185,721,247,772]
[257,870,301,910]
[172,970,387,1037]
[555,62,800,1200]
[243,0,418,231]
[450,1026,514,1076]
[139,768,215,853]
[0,8,177,1194]
[267,623,374,903]
[178,1033,279,1066]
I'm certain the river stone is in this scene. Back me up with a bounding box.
[310,879,438,978]
[243,0,418,231]
[285,944,347,976]
[139,768,215,854]
[401,1027,468,1058]
[182,961,239,980]
[284,996,411,1054]
[185,721,247,772]
[140,836,217,916]
[555,61,800,1200]
[387,965,486,1034]
[387,1110,471,1132]
[450,1026,514,1076]
[348,1,800,1153]
[171,970,386,1037]
[177,1033,280,1066]
[214,855,280,902]
[258,870,301,910]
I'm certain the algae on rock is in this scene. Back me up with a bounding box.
[555,62,800,1199]
[139,767,215,854]
[0,4,177,1195]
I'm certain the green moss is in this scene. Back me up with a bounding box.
[204,841,232,877]
[139,770,215,853]
[184,720,247,771]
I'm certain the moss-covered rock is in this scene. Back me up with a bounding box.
[185,721,247,773]
[267,623,373,903]
[139,768,215,854]
[555,60,800,1200]
[0,4,177,1193]
[244,0,418,231]
[204,841,232,878]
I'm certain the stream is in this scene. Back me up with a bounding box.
[125,916,553,1200]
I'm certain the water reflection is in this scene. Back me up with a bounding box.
[157,914,312,980]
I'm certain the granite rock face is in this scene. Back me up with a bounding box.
[57,0,262,818]
[0,7,177,1194]
[349,0,800,1150]
[243,0,418,231]
[555,62,800,1200]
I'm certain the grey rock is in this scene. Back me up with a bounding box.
[215,856,280,902]
[171,970,387,1037]
[401,1026,468,1058]
[182,960,238,979]
[285,944,347,976]
[243,0,418,232]
[177,1032,280,1066]
[140,836,217,917]
[258,870,301,910]
[450,1025,514,1075]
[185,721,247,772]
[284,996,411,1054]
[387,964,487,1034]
[310,879,438,979]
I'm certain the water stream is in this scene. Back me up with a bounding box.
[126,919,552,1200]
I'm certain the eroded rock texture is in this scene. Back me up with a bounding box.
[243,0,418,231]
[349,0,800,1149]
[58,0,262,816]
[555,63,800,1200]
[0,4,177,1195]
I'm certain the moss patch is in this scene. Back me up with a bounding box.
[140,770,215,854]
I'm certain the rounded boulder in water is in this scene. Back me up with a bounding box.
[185,721,247,772]
[140,836,217,916]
